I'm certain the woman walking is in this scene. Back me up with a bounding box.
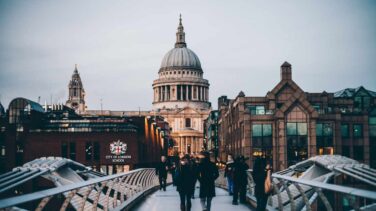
[175,154,197,211]
[198,152,219,211]
[252,158,272,211]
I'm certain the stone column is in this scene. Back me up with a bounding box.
[180,85,183,101]
[179,137,183,153]
[186,85,189,101]
[203,87,206,101]
[158,86,161,102]
[199,86,202,101]
[206,87,209,101]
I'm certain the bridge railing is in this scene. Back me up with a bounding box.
[0,168,161,211]
[216,169,376,210]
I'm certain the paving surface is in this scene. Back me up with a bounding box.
[133,184,253,211]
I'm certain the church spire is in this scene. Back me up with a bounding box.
[74,64,78,73]
[175,14,187,48]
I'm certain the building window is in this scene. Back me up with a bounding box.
[341,124,349,138]
[316,123,333,154]
[85,142,93,161]
[369,117,376,137]
[94,142,100,161]
[252,124,272,161]
[248,105,265,115]
[61,143,68,158]
[86,142,100,161]
[185,118,191,128]
[287,123,307,136]
[1,146,6,156]
[69,142,76,161]
[286,122,308,166]
[353,124,363,138]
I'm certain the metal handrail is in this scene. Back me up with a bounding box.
[272,174,376,200]
[0,168,161,210]
[216,168,376,210]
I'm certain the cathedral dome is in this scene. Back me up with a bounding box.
[160,47,201,70]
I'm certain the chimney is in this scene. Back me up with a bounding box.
[280,61,292,81]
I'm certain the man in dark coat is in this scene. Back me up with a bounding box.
[252,158,271,211]
[155,156,169,191]
[232,155,249,205]
[198,152,219,211]
[175,154,197,211]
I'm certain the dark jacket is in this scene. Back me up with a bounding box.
[224,161,235,179]
[198,160,219,198]
[233,161,249,186]
[175,161,197,195]
[156,161,169,178]
[252,168,267,197]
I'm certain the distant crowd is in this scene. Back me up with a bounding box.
[156,152,272,211]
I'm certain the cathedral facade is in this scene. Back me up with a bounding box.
[152,16,211,155]
[64,16,212,156]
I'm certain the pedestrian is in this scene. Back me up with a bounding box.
[252,158,272,211]
[190,154,199,199]
[224,154,235,195]
[175,154,196,211]
[198,151,219,211]
[155,155,169,191]
[232,155,249,205]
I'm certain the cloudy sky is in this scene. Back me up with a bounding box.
[0,0,375,111]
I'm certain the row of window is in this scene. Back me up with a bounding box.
[252,121,376,138]
[160,70,202,77]
[61,142,100,161]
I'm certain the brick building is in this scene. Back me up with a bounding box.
[0,98,170,174]
[217,62,376,170]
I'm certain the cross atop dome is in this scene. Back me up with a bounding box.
[175,14,186,48]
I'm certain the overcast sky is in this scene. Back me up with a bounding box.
[0,0,375,111]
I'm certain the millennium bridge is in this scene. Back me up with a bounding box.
[0,155,375,210]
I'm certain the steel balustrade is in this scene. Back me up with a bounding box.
[0,168,167,210]
[215,169,376,210]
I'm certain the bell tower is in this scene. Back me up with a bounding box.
[66,64,86,112]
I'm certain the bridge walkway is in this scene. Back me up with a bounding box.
[133,184,253,210]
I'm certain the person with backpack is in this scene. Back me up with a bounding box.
[252,158,273,211]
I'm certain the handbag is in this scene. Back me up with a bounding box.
[264,170,272,194]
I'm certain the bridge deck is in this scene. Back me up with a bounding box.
[133,184,252,211]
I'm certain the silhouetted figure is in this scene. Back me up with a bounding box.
[156,156,169,191]
[232,155,249,205]
[198,151,219,211]
[224,154,235,195]
[252,158,272,211]
[175,154,196,211]
[190,154,199,199]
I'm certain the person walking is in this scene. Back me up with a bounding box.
[232,155,249,205]
[252,158,272,211]
[190,154,199,199]
[198,151,219,211]
[175,154,196,211]
[155,156,169,191]
[224,154,235,195]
